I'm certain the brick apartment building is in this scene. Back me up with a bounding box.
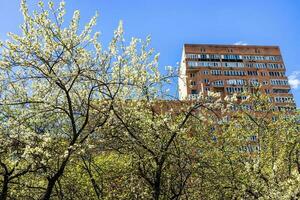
[178,44,296,110]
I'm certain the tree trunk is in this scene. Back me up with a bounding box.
[42,157,69,200]
[153,183,161,200]
[153,166,163,200]
[82,158,102,199]
[0,174,9,200]
[42,177,57,200]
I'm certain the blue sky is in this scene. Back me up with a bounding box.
[0,0,299,106]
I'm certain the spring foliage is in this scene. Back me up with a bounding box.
[0,1,299,200]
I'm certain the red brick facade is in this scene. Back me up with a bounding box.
[179,44,296,110]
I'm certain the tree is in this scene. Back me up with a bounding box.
[0,112,40,200]
[0,1,299,200]
[98,92,222,199]
[0,0,164,199]
[192,93,300,199]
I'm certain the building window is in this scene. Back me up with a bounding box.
[224,70,246,76]
[202,70,209,75]
[227,79,245,85]
[190,73,196,77]
[268,63,284,69]
[243,55,281,61]
[273,89,290,94]
[203,79,209,84]
[270,79,289,86]
[226,87,244,93]
[186,54,209,59]
[269,71,285,77]
[188,61,222,68]
[191,81,196,86]
[222,62,244,68]
[246,63,254,68]
[212,80,224,86]
[208,54,221,60]
[254,63,267,69]
[222,55,242,60]
[250,79,259,86]
[261,72,267,76]
[211,70,222,75]
[268,97,273,102]
[277,106,295,111]
[274,96,294,103]
[250,135,257,141]
[262,80,268,85]
[247,71,258,76]
[265,89,270,94]
[186,54,198,59]
[239,96,247,100]
[191,90,198,94]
